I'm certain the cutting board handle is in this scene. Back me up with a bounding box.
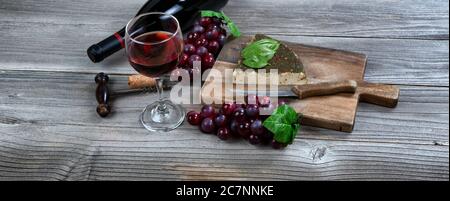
[358,82,400,108]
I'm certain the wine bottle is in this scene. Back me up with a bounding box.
[87,0,229,63]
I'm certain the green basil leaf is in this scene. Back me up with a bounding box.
[201,10,241,37]
[241,39,280,69]
[263,105,300,145]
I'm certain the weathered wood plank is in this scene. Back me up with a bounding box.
[0,71,448,180]
[1,0,447,39]
[226,0,449,40]
[0,70,448,145]
[0,0,448,86]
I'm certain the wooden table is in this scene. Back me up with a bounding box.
[0,0,448,181]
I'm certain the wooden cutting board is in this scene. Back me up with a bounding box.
[201,35,369,132]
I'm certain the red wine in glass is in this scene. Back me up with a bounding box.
[128,31,182,77]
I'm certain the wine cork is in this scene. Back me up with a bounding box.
[128,74,156,89]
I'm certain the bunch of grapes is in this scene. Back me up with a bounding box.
[179,17,227,77]
[187,95,290,149]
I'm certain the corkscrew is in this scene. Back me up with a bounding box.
[95,72,157,117]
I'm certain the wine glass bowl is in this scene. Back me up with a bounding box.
[125,12,185,132]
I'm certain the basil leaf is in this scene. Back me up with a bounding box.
[241,39,280,69]
[263,105,300,145]
[201,10,241,37]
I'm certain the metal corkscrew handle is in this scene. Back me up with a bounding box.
[95,72,158,117]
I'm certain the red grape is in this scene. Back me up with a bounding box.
[217,127,231,140]
[184,44,196,55]
[187,111,202,125]
[202,53,216,69]
[194,37,209,47]
[207,41,221,55]
[199,17,212,27]
[205,29,220,40]
[259,96,271,107]
[200,117,215,134]
[245,94,259,105]
[196,46,208,57]
[221,103,237,116]
[214,114,228,128]
[208,24,221,31]
[187,32,200,43]
[200,105,215,119]
[248,135,261,145]
[189,54,202,66]
[179,53,190,67]
[278,99,289,105]
[245,104,259,118]
[237,120,252,138]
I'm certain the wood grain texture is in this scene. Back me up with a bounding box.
[0,71,448,180]
[225,0,449,40]
[202,36,375,132]
[0,0,448,180]
[0,0,448,86]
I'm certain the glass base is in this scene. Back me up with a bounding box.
[139,100,185,132]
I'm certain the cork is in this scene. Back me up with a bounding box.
[128,74,156,89]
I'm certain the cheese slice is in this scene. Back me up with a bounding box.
[234,34,307,85]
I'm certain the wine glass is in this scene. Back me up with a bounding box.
[125,12,185,132]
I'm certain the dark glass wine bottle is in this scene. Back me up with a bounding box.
[87,0,229,63]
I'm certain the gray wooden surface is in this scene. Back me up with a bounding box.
[0,0,448,180]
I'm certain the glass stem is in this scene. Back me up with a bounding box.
[155,78,168,114]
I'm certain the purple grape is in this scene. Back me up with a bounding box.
[260,131,274,145]
[207,41,221,55]
[218,34,227,47]
[214,114,228,128]
[272,140,286,149]
[245,104,259,118]
[232,107,246,121]
[217,127,231,140]
[200,105,215,119]
[229,119,239,136]
[250,119,265,136]
[205,29,220,40]
[189,54,202,66]
[248,135,261,145]
[192,25,205,34]
[196,46,208,57]
[184,44,196,55]
[237,120,252,138]
[200,117,215,134]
